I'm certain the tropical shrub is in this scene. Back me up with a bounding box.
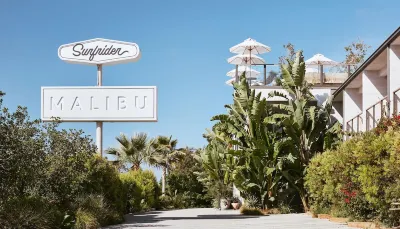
[120,169,160,212]
[305,130,400,226]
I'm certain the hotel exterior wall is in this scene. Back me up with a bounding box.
[255,87,343,124]
[362,71,387,130]
[389,45,400,117]
[343,88,363,131]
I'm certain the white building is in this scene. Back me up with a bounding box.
[251,26,400,134]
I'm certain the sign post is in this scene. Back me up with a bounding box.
[96,64,103,156]
[44,38,156,157]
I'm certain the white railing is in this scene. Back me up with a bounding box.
[346,113,363,134]
[365,97,389,131]
[393,88,400,116]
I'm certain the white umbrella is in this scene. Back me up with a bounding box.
[227,54,265,66]
[226,66,259,78]
[229,38,271,55]
[305,53,338,66]
[225,78,235,86]
[250,80,263,86]
[305,54,338,84]
[306,67,319,73]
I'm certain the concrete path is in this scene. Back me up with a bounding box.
[103,208,353,229]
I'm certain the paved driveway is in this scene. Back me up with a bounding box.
[104,208,353,229]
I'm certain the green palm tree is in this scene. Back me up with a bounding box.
[106,132,151,171]
[150,135,183,195]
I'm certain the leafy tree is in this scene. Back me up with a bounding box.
[149,135,183,195]
[343,39,371,74]
[0,91,47,204]
[106,132,151,171]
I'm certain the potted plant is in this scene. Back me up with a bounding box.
[231,197,241,210]
[220,198,231,210]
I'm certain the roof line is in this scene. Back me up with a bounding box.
[333,26,400,97]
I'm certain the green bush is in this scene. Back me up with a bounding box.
[74,194,123,228]
[84,155,126,213]
[0,196,62,229]
[120,169,159,212]
[75,209,99,229]
[167,172,212,208]
[305,130,400,226]
[240,206,264,215]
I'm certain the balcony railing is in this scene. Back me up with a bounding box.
[366,97,389,131]
[346,113,363,133]
[393,88,400,115]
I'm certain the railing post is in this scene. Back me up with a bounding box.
[372,106,375,128]
[357,116,360,132]
[263,65,267,85]
[394,92,398,115]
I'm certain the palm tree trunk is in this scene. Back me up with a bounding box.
[161,167,167,195]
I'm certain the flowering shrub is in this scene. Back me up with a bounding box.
[305,130,400,226]
[375,114,400,135]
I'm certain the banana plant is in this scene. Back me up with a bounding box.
[205,74,285,209]
[267,50,340,211]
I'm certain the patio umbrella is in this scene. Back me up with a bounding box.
[306,67,319,73]
[225,78,235,86]
[230,38,271,55]
[227,54,265,66]
[305,53,338,66]
[229,38,271,83]
[226,66,260,78]
[305,53,338,84]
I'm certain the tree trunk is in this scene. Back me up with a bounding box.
[299,190,309,212]
[161,167,167,195]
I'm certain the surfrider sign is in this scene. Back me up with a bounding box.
[41,86,157,122]
[58,38,141,65]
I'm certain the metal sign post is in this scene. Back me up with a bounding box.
[96,64,103,156]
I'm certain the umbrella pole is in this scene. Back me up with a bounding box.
[319,64,324,85]
[235,65,239,83]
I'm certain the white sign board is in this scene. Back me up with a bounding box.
[58,38,141,65]
[41,86,157,122]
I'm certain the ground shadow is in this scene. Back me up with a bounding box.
[103,210,267,228]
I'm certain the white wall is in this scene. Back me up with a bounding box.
[362,70,387,130]
[343,88,363,131]
[389,45,400,116]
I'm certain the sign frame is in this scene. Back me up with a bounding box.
[58,38,141,66]
[41,86,157,122]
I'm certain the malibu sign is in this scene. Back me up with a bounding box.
[41,86,157,122]
[58,38,141,65]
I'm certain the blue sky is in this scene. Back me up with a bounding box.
[1,0,400,178]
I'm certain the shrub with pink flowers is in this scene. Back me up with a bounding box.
[305,130,400,226]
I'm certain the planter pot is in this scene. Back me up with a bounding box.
[232,202,240,210]
[318,214,331,219]
[347,222,375,228]
[220,199,231,210]
[329,217,350,223]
